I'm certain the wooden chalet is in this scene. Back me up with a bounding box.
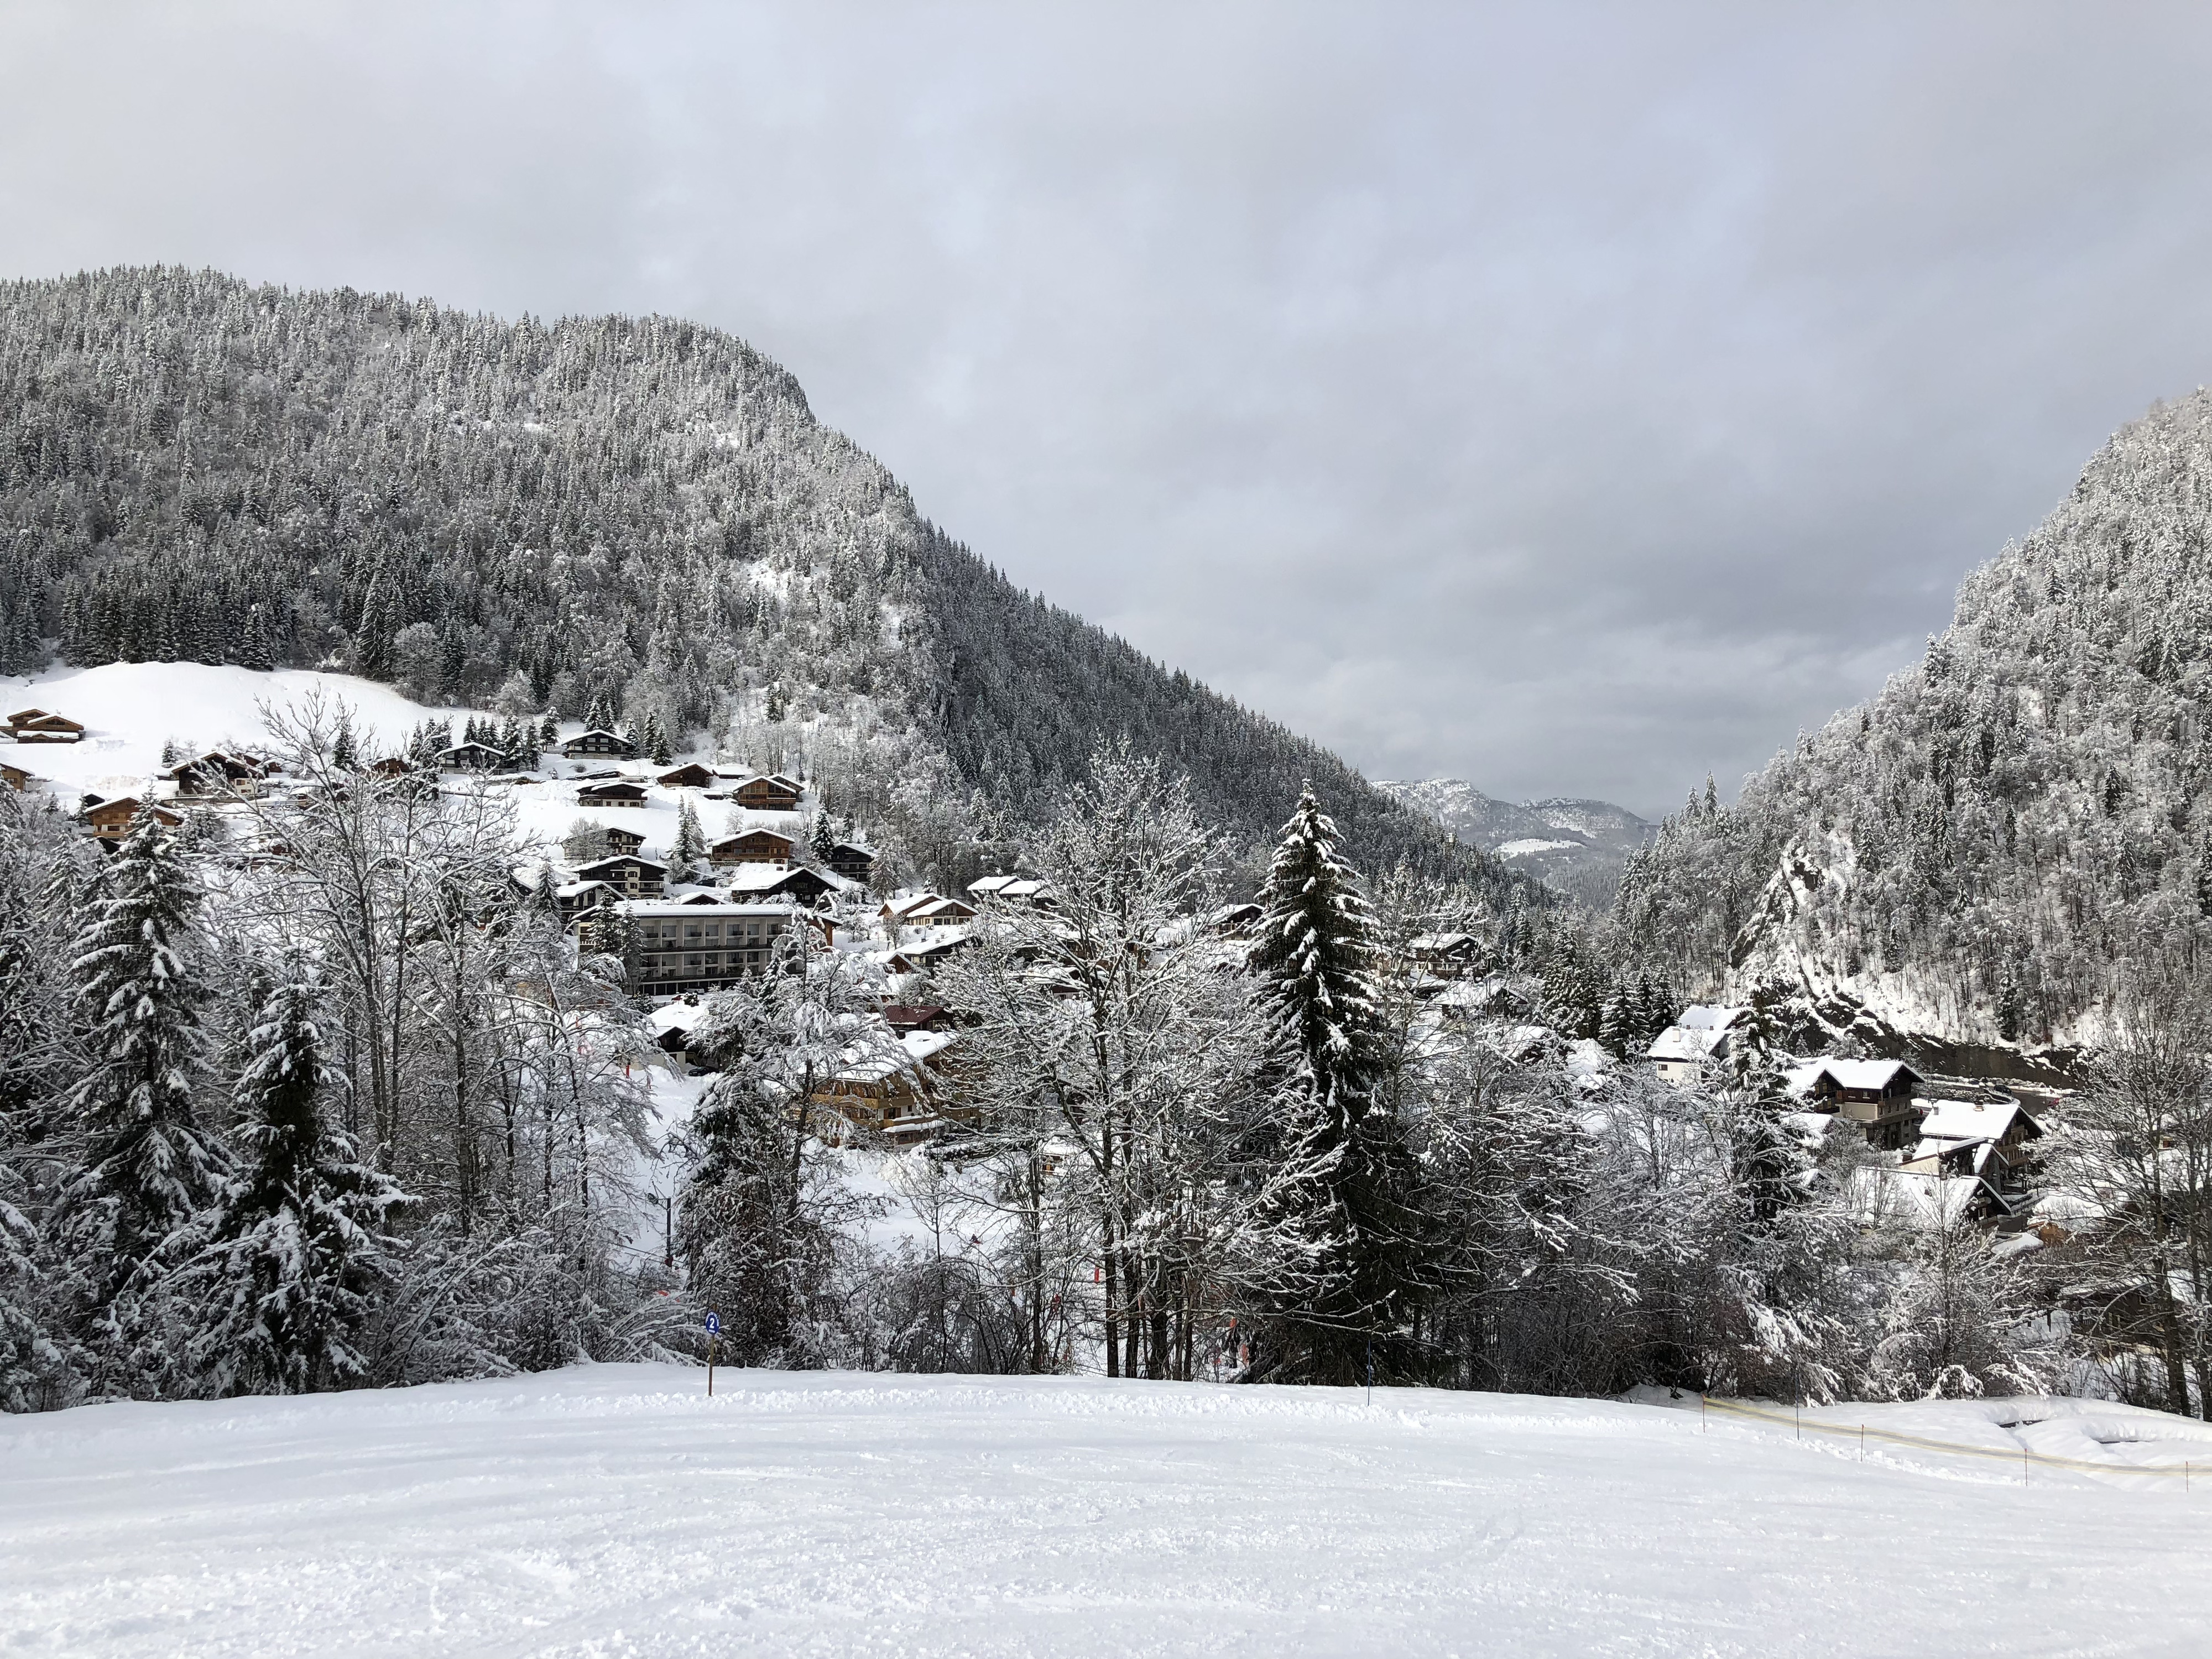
[883,891,946,925]
[576,780,649,809]
[602,825,647,855]
[1407,932,1480,979]
[562,728,638,759]
[708,828,795,867]
[572,854,667,899]
[1806,1058,1924,1151]
[369,756,414,778]
[5,708,85,743]
[968,874,1050,906]
[0,761,29,792]
[810,1028,965,1145]
[722,862,842,905]
[169,750,265,798]
[727,774,802,813]
[1901,1096,2043,1189]
[883,1004,954,1034]
[827,841,876,882]
[656,761,717,789]
[1206,901,1264,937]
[436,740,509,771]
[905,895,976,924]
[83,796,184,843]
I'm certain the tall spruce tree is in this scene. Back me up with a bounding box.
[672,797,707,875]
[158,965,409,1395]
[1249,787,1427,1384]
[44,812,229,1366]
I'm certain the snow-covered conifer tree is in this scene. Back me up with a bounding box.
[672,797,706,876]
[44,812,230,1375]
[1247,787,1423,1384]
[156,964,409,1395]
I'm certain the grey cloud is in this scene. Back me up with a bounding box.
[2,1,2206,816]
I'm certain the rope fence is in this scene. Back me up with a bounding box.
[1699,1394,2204,1484]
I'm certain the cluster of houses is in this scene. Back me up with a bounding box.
[1644,1004,2046,1225]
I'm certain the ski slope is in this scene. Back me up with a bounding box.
[3,1366,2206,1658]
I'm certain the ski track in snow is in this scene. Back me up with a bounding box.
[3,1365,2205,1658]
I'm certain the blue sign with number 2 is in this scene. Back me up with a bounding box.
[705,1312,722,1336]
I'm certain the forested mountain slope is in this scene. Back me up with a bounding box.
[1618,390,2212,1057]
[1375,778,1652,909]
[0,266,1488,885]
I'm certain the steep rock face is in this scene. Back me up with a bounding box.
[1620,390,2212,1054]
[0,267,1495,885]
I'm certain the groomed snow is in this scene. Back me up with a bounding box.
[4,1367,2208,1658]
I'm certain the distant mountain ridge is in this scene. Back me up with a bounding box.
[1373,778,1652,906]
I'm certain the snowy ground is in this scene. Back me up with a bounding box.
[5,1368,2209,1658]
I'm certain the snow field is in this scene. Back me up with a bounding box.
[4,1366,2209,1659]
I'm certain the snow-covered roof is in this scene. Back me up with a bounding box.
[575,854,666,877]
[1914,1097,2039,1145]
[618,899,796,919]
[1676,1004,1748,1032]
[1812,1059,1918,1093]
[968,874,1015,895]
[1648,1023,1730,1062]
[649,999,712,1038]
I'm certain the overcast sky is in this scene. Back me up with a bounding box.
[4,3,2208,814]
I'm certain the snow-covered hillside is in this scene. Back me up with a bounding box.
[2,660,808,867]
[3,660,457,802]
[3,1366,2205,1659]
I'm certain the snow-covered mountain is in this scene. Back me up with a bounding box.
[1373,778,1652,906]
[1619,389,2212,1069]
[0,267,1509,896]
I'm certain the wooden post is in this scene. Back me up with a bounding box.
[708,1335,718,1397]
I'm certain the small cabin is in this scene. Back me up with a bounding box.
[576,780,649,809]
[369,757,414,778]
[602,825,647,855]
[562,728,638,759]
[6,708,86,744]
[572,854,668,899]
[728,774,802,813]
[708,828,795,867]
[0,762,30,792]
[656,762,716,789]
[83,796,184,843]
[827,841,876,881]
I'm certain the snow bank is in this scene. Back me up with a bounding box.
[5,1366,2208,1658]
